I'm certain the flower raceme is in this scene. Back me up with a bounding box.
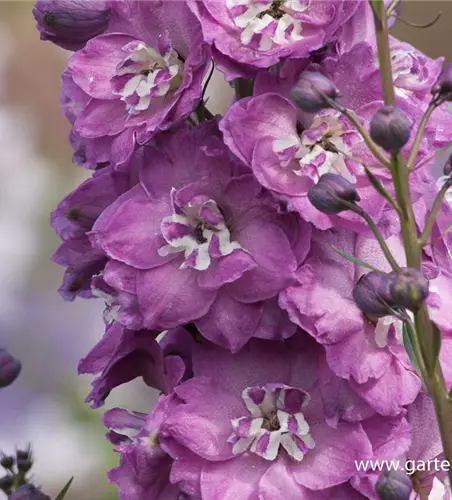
[36,1,452,499]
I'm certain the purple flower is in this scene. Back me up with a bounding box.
[187,0,360,79]
[51,165,137,300]
[33,0,110,51]
[108,334,415,499]
[89,122,308,352]
[104,397,191,500]
[78,323,188,408]
[221,93,388,231]
[280,228,423,416]
[63,2,211,168]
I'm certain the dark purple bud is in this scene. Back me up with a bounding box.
[33,1,110,51]
[308,173,360,214]
[375,469,412,500]
[443,154,452,177]
[431,63,452,100]
[0,475,13,491]
[0,455,14,470]
[290,72,339,112]
[8,485,51,500]
[0,349,21,388]
[370,106,411,154]
[353,271,397,317]
[16,448,33,473]
[390,268,429,310]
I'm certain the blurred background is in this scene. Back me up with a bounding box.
[0,1,450,499]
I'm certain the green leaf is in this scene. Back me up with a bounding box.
[55,477,74,500]
[430,321,442,375]
[403,322,422,377]
[332,247,384,274]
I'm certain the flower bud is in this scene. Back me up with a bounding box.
[8,485,51,500]
[431,63,452,99]
[290,72,339,112]
[15,449,32,474]
[0,475,13,491]
[353,271,396,317]
[308,173,360,214]
[0,455,14,470]
[370,106,411,154]
[390,268,429,310]
[33,1,110,51]
[375,469,412,500]
[0,349,21,388]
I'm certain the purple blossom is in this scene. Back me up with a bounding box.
[89,122,309,352]
[78,323,188,408]
[187,0,360,79]
[105,397,190,500]
[221,93,388,231]
[51,165,137,300]
[105,334,415,499]
[62,2,211,169]
[280,228,424,416]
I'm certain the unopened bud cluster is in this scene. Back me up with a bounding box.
[0,448,38,498]
[354,267,429,317]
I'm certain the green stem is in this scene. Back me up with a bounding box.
[342,199,400,271]
[407,104,437,170]
[374,3,395,105]
[352,205,401,272]
[372,0,452,486]
[419,178,451,247]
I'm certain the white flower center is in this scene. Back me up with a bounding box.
[112,41,183,114]
[227,0,310,50]
[228,384,315,461]
[158,190,242,271]
[272,112,360,182]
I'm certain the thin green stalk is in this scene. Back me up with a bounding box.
[354,207,401,272]
[407,104,437,170]
[342,200,401,272]
[419,179,452,247]
[372,0,452,486]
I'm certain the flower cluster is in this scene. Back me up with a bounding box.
[36,0,452,499]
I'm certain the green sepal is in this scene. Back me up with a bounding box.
[403,322,422,378]
[429,321,442,375]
